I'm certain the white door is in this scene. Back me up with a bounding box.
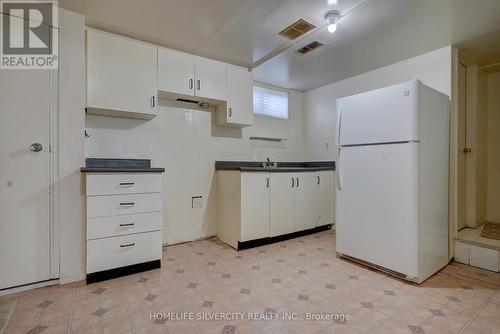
[336,143,419,277]
[194,56,226,101]
[316,171,335,227]
[293,173,316,231]
[337,81,419,146]
[241,173,269,241]
[456,63,467,230]
[270,173,294,237]
[158,48,195,96]
[86,29,158,116]
[225,64,253,126]
[0,68,52,289]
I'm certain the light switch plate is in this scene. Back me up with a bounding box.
[192,196,203,209]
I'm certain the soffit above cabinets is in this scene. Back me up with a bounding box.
[61,0,500,91]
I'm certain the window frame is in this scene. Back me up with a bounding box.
[252,83,289,120]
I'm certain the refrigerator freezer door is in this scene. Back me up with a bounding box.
[337,81,419,146]
[336,142,419,278]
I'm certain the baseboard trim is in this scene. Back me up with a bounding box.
[0,279,59,296]
[238,224,332,250]
[86,260,161,284]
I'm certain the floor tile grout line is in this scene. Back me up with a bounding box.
[457,289,494,334]
[361,293,419,333]
[122,278,136,334]
[0,294,21,334]
[455,272,500,287]
[67,288,76,334]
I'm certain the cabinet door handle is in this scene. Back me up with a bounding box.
[229,107,232,117]
[119,182,135,186]
[151,96,156,108]
[189,79,193,90]
[317,176,320,185]
[120,243,135,248]
[291,178,294,188]
[119,202,135,206]
[296,178,299,187]
[266,177,270,188]
[119,223,135,227]
[197,80,201,91]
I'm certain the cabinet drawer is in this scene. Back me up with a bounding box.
[87,193,162,218]
[87,212,162,240]
[86,173,162,196]
[87,231,162,273]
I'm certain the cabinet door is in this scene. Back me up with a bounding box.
[270,173,294,237]
[316,171,335,226]
[293,172,316,231]
[158,48,195,96]
[241,173,270,241]
[194,56,226,100]
[216,64,253,127]
[86,30,157,118]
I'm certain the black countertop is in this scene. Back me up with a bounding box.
[81,158,165,173]
[215,161,335,172]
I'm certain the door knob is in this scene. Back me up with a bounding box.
[29,143,43,152]
[463,148,472,153]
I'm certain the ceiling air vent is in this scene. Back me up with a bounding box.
[279,18,316,40]
[296,41,324,55]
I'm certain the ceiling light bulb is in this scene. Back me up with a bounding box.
[324,10,341,34]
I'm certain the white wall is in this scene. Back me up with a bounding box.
[303,46,452,160]
[486,71,500,222]
[85,91,304,245]
[58,10,86,283]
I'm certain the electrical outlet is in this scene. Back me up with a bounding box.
[325,142,330,150]
[192,196,203,209]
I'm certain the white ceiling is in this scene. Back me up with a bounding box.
[60,0,500,91]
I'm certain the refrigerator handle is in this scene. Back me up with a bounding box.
[336,104,343,147]
[336,146,343,191]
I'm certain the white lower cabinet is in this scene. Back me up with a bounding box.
[270,172,316,237]
[292,172,317,232]
[269,173,295,237]
[217,169,335,249]
[87,231,162,274]
[241,173,270,242]
[216,171,270,248]
[315,171,335,226]
[84,172,163,281]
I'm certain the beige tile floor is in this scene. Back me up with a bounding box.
[1,230,499,334]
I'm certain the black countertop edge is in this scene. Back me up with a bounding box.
[81,167,165,173]
[82,158,164,173]
[239,166,334,173]
[215,160,335,172]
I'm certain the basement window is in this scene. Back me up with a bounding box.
[253,84,288,120]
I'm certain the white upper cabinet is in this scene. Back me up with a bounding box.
[157,48,195,97]
[157,51,227,102]
[216,64,253,128]
[194,56,227,101]
[86,29,158,119]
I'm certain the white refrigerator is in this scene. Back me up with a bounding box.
[335,80,449,284]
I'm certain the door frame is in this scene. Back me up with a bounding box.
[49,66,60,279]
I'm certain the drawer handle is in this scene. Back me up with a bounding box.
[119,202,135,206]
[119,223,135,227]
[119,182,135,186]
[120,243,136,248]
